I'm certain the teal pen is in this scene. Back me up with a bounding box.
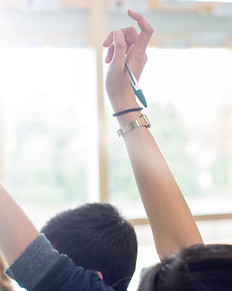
[125,62,147,107]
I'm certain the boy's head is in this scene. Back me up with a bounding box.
[41,203,137,291]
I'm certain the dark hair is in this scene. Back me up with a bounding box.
[41,203,137,291]
[138,244,232,291]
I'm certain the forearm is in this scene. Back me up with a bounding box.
[0,183,39,265]
[116,112,203,259]
[104,9,202,260]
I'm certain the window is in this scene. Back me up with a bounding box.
[106,47,232,217]
[1,3,232,290]
[0,48,98,227]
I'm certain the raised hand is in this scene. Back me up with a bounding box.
[103,9,153,112]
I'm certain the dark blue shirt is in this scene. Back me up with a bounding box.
[33,255,113,291]
[6,234,114,291]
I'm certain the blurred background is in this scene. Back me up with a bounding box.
[0,0,232,289]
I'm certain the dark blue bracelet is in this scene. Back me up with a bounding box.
[113,107,143,117]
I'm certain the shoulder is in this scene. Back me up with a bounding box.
[32,254,114,291]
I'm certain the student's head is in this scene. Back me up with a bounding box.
[138,244,232,291]
[41,203,137,291]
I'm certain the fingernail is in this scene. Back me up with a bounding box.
[115,30,123,39]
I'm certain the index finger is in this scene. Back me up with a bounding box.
[127,9,154,52]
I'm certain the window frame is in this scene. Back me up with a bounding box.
[0,0,232,224]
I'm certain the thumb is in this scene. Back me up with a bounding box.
[111,30,126,70]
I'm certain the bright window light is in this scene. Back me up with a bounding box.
[0,48,98,227]
[196,0,232,2]
[106,47,232,217]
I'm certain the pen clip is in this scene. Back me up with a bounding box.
[125,62,136,86]
[125,62,147,108]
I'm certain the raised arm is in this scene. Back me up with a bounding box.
[103,9,203,259]
[0,182,39,265]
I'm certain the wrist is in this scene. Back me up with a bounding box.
[116,111,142,127]
[117,114,151,137]
[108,90,139,112]
[113,107,143,117]
[111,100,140,113]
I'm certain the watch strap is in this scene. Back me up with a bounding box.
[117,114,151,137]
